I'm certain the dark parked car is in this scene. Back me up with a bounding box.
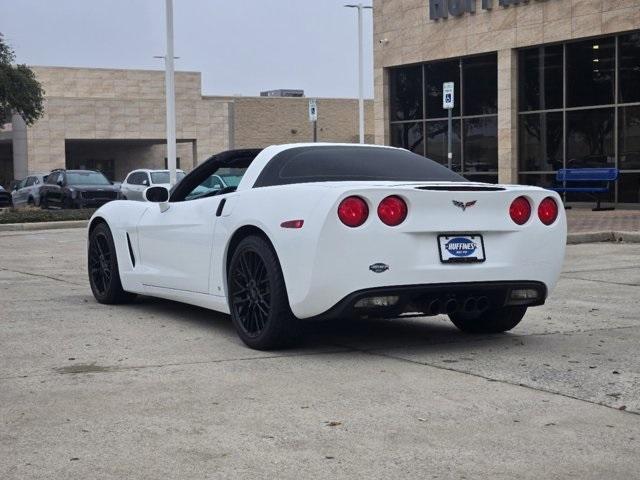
[40,169,120,209]
[0,185,13,208]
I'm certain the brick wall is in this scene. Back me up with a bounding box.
[222,96,375,149]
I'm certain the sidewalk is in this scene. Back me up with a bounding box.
[566,208,640,234]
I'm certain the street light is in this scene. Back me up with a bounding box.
[345,3,372,144]
[164,0,177,187]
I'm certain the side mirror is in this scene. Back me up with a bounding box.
[144,186,169,203]
[142,179,149,186]
[56,179,64,186]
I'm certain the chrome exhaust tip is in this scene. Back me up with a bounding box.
[463,297,477,312]
[477,296,490,312]
[445,299,458,314]
[428,299,442,315]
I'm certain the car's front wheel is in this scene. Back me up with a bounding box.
[88,223,137,304]
[228,235,300,350]
[449,305,527,334]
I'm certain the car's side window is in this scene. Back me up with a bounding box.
[128,172,140,185]
[25,177,35,187]
[142,173,150,186]
[127,172,146,186]
[46,173,58,185]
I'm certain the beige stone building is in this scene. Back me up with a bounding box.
[374,0,640,203]
[0,66,373,186]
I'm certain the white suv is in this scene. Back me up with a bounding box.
[120,169,185,201]
[11,173,49,207]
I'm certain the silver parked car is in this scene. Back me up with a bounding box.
[120,169,185,201]
[11,173,49,207]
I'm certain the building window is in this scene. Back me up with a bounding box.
[389,53,498,183]
[518,30,640,203]
[566,37,615,108]
[389,66,423,122]
[518,45,563,111]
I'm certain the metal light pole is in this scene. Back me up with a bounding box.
[164,0,177,187]
[345,4,372,144]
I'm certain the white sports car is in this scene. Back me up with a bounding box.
[87,143,566,349]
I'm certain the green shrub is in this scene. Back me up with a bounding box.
[0,207,96,224]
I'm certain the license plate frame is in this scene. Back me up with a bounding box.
[438,234,486,263]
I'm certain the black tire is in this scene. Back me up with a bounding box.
[449,306,527,334]
[40,194,49,210]
[27,196,34,206]
[227,235,300,350]
[88,223,137,304]
[63,196,75,209]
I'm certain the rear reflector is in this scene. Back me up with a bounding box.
[338,196,369,227]
[354,296,400,308]
[509,196,531,225]
[510,288,540,300]
[280,219,304,229]
[538,197,559,225]
[377,195,408,226]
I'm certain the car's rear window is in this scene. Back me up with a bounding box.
[253,146,466,187]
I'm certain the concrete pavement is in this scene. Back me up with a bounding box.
[1,228,639,479]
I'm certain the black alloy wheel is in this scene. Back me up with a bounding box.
[228,235,300,350]
[231,249,270,336]
[88,223,136,304]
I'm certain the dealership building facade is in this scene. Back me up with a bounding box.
[374,0,640,203]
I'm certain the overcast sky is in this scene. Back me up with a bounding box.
[0,0,374,98]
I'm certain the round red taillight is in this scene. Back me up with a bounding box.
[377,195,408,226]
[338,196,369,227]
[509,196,531,225]
[538,197,559,225]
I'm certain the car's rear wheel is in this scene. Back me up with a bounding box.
[40,194,49,209]
[449,306,527,334]
[88,223,136,304]
[228,235,300,350]
[27,196,34,206]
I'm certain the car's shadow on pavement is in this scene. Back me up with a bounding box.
[303,315,519,351]
[121,295,521,352]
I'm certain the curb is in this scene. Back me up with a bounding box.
[0,220,88,232]
[567,231,640,244]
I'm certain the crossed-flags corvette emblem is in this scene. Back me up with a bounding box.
[452,200,477,211]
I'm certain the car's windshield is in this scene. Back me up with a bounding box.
[151,171,186,184]
[216,168,245,187]
[184,167,248,201]
[66,171,111,186]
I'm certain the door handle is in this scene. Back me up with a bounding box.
[216,198,226,217]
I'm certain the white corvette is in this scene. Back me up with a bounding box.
[87,143,566,349]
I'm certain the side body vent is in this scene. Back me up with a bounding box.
[126,232,136,267]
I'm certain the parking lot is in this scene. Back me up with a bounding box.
[1,228,639,479]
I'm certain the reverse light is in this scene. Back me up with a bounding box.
[509,196,531,225]
[354,296,400,308]
[538,197,559,225]
[510,289,540,300]
[377,195,408,226]
[338,196,369,227]
[280,219,304,229]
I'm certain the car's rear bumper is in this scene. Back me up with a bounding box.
[302,280,547,321]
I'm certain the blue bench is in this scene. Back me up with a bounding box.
[550,168,619,211]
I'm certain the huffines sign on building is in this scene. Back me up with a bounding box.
[429,0,552,20]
